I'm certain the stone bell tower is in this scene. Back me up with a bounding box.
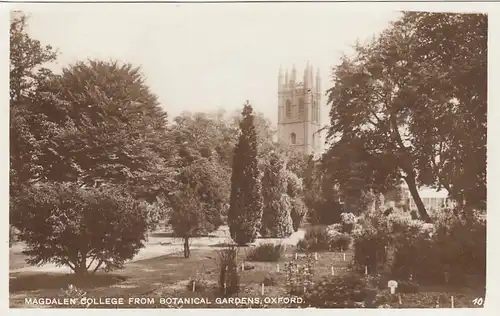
[277,63,322,156]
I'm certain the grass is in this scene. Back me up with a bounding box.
[10,245,486,308]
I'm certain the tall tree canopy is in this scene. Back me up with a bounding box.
[228,103,263,245]
[10,13,59,195]
[325,11,487,222]
[260,151,294,237]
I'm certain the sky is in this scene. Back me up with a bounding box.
[20,4,401,126]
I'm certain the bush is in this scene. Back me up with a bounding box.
[396,280,419,293]
[329,233,352,251]
[262,275,277,286]
[302,273,369,308]
[246,243,284,262]
[290,197,308,232]
[216,245,239,296]
[10,183,154,276]
[296,239,309,252]
[296,226,331,252]
[390,209,486,286]
[352,210,392,275]
[326,223,342,236]
[340,212,357,234]
[285,256,314,295]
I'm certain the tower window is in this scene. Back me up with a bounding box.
[312,100,317,122]
[286,100,292,119]
[290,132,296,145]
[298,98,304,119]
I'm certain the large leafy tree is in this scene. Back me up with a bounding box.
[36,60,176,200]
[11,56,172,270]
[260,151,294,237]
[303,157,343,224]
[11,183,154,276]
[168,158,228,258]
[322,135,398,215]
[402,12,487,213]
[10,12,57,106]
[325,12,486,222]
[171,111,236,173]
[228,102,263,245]
[9,12,59,196]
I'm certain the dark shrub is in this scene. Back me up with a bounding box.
[263,275,277,286]
[11,183,154,276]
[296,239,309,252]
[290,197,307,232]
[246,243,284,262]
[353,231,389,275]
[297,226,330,252]
[329,233,352,251]
[216,245,239,296]
[396,280,419,293]
[302,273,368,308]
[391,210,486,286]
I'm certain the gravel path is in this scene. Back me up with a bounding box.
[10,226,305,274]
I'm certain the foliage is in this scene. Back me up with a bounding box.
[297,226,331,252]
[262,275,278,286]
[322,136,397,216]
[329,232,352,251]
[9,12,59,196]
[168,158,228,258]
[303,158,343,225]
[325,12,487,222]
[246,243,284,262]
[228,103,264,245]
[11,182,152,276]
[37,60,174,198]
[62,284,87,299]
[352,208,392,274]
[10,12,58,105]
[285,256,314,296]
[301,273,368,308]
[402,12,487,212]
[260,151,294,237]
[352,205,486,286]
[397,280,420,293]
[171,110,235,174]
[340,212,357,233]
[216,245,239,297]
[391,209,486,285]
[290,197,308,232]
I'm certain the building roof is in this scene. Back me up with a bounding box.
[401,183,449,198]
[418,187,449,199]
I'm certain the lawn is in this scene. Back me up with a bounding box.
[10,244,486,309]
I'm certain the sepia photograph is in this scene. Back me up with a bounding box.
[7,1,487,310]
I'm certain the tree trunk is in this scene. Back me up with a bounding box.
[405,176,431,223]
[183,236,190,258]
[74,264,88,278]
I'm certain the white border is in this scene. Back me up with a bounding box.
[1,1,498,316]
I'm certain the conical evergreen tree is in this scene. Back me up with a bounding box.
[228,102,263,245]
[260,151,293,237]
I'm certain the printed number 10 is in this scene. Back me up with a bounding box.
[473,298,484,306]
